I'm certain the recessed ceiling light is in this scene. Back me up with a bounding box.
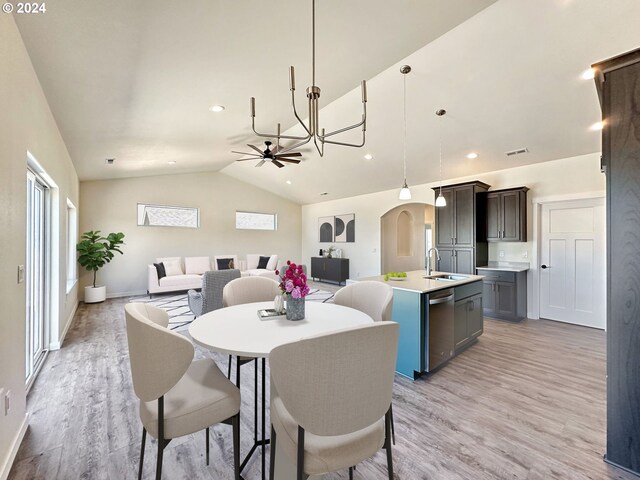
[168,160,177,165]
[209,105,225,113]
[320,192,328,196]
[590,121,604,131]
[105,158,115,165]
[582,68,596,80]
[364,154,373,160]
[466,152,479,159]
[286,180,292,185]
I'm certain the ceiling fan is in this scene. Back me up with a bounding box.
[233,141,302,168]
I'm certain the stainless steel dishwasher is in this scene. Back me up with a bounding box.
[426,288,455,371]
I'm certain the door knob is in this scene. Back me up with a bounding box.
[541,264,550,269]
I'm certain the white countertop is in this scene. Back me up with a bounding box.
[476,262,529,273]
[357,270,484,293]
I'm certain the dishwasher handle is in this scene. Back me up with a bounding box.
[429,293,454,305]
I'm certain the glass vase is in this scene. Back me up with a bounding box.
[286,296,305,321]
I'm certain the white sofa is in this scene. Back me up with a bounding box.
[147,254,280,295]
[241,254,280,282]
[148,256,213,296]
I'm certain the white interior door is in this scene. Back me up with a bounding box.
[539,198,605,328]
[26,170,48,383]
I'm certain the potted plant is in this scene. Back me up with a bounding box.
[276,261,310,321]
[77,230,125,303]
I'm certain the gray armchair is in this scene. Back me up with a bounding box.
[188,269,241,317]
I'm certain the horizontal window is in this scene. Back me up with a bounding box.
[236,211,277,231]
[137,203,199,228]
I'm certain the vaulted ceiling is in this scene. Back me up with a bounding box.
[15,0,640,204]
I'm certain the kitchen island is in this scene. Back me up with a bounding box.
[358,270,484,379]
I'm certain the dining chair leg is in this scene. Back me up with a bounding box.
[156,397,165,480]
[228,354,233,379]
[235,356,241,387]
[384,409,394,480]
[206,427,210,465]
[138,428,146,480]
[390,403,396,445]
[269,425,277,480]
[232,414,241,480]
[297,426,305,480]
[349,466,354,479]
[254,358,258,443]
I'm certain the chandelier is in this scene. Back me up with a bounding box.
[247,0,368,157]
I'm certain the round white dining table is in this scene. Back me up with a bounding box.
[189,300,373,357]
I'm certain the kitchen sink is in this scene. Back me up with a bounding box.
[424,274,468,281]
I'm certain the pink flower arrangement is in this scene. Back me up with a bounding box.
[276,261,310,299]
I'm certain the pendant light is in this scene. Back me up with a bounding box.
[435,109,447,207]
[398,65,412,200]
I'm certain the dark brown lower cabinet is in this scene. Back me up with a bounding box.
[477,268,527,321]
[453,282,483,352]
[310,257,349,285]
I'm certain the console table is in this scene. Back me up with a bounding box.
[310,257,349,285]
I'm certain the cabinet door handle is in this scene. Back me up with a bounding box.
[502,229,506,238]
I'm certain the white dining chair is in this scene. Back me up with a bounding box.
[124,303,241,480]
[334,281,394,322]
[269,322,400,480]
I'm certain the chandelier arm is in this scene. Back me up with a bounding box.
[320,130,366,148]
[319,111,366,140]
[312,135,325,157]
[251,117,310,140]
[275,135,313,155]
[290,85,312,136]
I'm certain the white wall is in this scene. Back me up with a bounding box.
[302,152,605,291]
[79,172,302,297]
[0,15,79,478]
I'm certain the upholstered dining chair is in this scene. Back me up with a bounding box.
[222,276,282,379]
[334,281,394,322]
[334,280,397,445]
[124,303,241,480]
[188,269,241,317]
[269,322,400,480]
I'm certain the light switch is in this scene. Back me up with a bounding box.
[17,265,24,284]
[499,251,505,258]
[4,390,10,416]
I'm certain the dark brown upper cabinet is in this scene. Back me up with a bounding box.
[486,187,529,242]
[433,181,490,273]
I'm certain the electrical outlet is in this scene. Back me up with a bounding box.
[4,390,10,416]
[0,389,4,415]
[17,265,24,284]
[372,248,377,253]
[499,251,505,258]
[523,251,529,259]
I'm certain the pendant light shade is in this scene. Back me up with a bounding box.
[398,65,412,201]
[435,108,447,208]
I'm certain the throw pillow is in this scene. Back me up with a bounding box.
[217,258,233,270]
[163,259,183,276]
[257,256,270,269]
[266,254,278,271]
[153,262,166,280]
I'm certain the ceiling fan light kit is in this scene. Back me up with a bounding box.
[398,65,412,200]
[231,139,302,168]
[239,0,367,161]
[435,108,447,208]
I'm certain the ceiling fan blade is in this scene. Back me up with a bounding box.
[236,157,261,162]
[248,144,264,155]
[232,150,261,156]
[277,158,301,164]
[276,152,302,157]
[272,159,285,168]
[271,145,280,155]
[255,160,266,167]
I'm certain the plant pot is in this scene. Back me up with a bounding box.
[84,285,106,304]
[286,297,305,321]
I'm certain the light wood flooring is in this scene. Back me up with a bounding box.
[8,289,638,479]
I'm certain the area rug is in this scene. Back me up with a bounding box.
[128,288,335,331]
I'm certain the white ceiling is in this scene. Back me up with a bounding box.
[15,0,496,184]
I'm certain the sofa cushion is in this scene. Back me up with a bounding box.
[163,259,184,277]
[266,254,278,271]
[246,254,260,270]
[243,269,280,282]
[216,258,235,270]
[154,262,166,280]
[185,256,211,275]
[257,256,270,269]
[159,274,202,288]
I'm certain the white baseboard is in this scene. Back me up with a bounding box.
[0,413,29,480]
[50,301,78,351]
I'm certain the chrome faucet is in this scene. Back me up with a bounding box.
[426,247,440,276]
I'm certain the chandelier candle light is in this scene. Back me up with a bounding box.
[247,0,368,157]
[435,109,447,208]
[398,65,412,200]
[276,261,310,321]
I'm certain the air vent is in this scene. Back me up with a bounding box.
[105,158,115,165]
[505,148,528,157]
